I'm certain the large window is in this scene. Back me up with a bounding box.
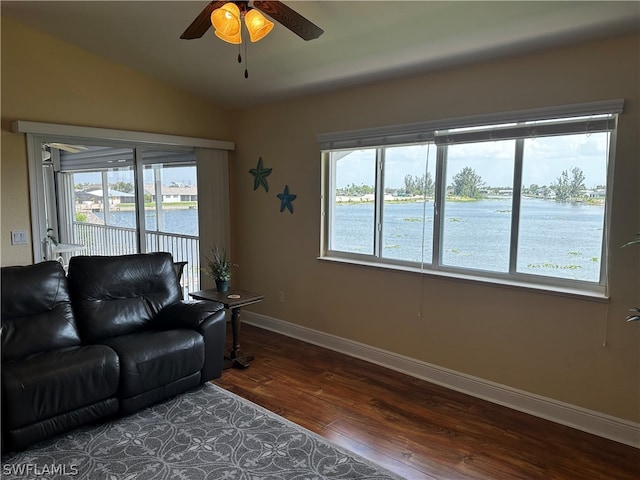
[320,102,622,295]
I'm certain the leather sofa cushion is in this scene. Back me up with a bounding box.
[1,261,81,362]
[119,374,201,416]
[67,252,183,343]
[2,345,119,430]
[7,399,119,453]
[105,329,204,399]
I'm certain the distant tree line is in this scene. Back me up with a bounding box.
[336,183,375,196]
[337,166,591,202]
[75,181,135,193]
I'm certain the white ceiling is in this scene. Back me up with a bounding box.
[2,1,639,108]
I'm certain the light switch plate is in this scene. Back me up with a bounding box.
[11,230,29,245]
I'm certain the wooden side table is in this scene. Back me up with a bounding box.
[189,288,264,369]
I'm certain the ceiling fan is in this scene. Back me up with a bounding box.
[180,1,324,42]
[42,143,88,161]
[44,142,88,154]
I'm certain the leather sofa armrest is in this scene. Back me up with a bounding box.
[156,300,224,329]
[155,300,227,381]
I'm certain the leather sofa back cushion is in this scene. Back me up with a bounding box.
[1,261,81,362]
[67,252,182,343]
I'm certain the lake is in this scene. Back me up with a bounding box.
[94,208,199,236]
[332,197,605,282]
[93,198,605,282]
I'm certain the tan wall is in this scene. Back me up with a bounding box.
[1,17,231,266]
[229,33,640,422]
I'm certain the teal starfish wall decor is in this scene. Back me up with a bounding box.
[277,185,297,214]
[249,157,272,192]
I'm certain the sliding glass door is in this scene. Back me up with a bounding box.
[42,142,201,293]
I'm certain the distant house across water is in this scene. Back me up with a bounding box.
[76,183,197,211]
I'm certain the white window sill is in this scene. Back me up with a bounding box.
[317,255,609,303]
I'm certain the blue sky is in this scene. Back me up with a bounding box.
[336,132,609,190]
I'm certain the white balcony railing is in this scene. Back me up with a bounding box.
[73,222,201,295]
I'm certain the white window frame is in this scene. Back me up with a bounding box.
[318,100,624,299]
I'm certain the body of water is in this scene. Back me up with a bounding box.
[93,199,605,282]
[93,208,199,236]
[333,197,604,282]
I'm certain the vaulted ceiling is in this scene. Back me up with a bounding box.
[2,1,639,108]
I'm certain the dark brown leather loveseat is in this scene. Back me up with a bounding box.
[1,252,226,453]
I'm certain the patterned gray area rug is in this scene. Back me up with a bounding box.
[2,383,406,479]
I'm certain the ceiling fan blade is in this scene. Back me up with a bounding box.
[254,1,323,41]
[180,1,226,39]
[47,143,89,153]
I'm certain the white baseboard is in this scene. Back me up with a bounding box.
[242,311,640,448]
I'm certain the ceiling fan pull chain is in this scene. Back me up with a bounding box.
[244,40,249,79]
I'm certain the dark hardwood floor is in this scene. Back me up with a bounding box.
[212,323,639,480]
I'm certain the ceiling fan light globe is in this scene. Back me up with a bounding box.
[215,30,242,45]
[245,9,274,42]
[211,3,241,37]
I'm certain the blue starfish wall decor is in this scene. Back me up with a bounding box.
[249,157,272,192]
[277,185,297,214]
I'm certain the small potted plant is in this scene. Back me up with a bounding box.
[205,246,231,292]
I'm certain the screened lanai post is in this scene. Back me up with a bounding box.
[196,147,231,290]
[101,171,111,228]
[55,161,80,256]
[154,165,164,234]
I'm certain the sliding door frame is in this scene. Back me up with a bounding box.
[14,121,234,264]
